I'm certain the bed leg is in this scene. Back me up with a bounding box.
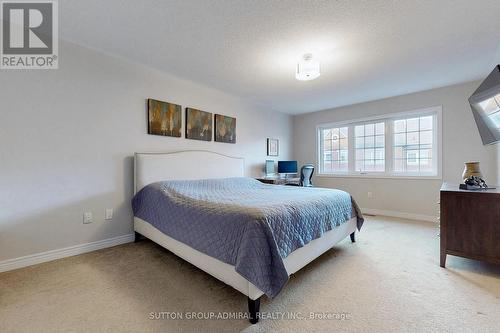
[248,297,261,324]
[350,232,355,243]
[134,231,141,243]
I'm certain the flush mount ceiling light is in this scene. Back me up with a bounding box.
[295,53,320,81]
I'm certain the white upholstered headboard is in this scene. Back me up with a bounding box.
[134,150,245,193]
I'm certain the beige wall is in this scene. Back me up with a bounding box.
[0,41,293,261]
[293,81,498,219]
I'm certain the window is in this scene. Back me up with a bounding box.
[355,122,385,172]
[317,106,441,178]
[319,127,348,173]
[393,115,434,174]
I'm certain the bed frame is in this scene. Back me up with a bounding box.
[133,150,357,324]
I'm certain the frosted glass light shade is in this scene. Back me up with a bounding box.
[296,53,320,81]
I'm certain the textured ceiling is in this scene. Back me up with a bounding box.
[59,0,500,114]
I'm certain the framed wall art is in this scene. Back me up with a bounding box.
[147,99,182,137]
[185,107,212,141]
[267,138,279,156]
[214,114,236,143]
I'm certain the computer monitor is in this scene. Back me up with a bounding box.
[278,161,298,175]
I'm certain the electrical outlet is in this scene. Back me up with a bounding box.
[367,191,373,199]
[105,208,113,220]
[83,212,93,224]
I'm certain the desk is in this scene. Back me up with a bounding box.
[255,177,300,186]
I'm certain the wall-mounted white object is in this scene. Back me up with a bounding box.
[296,53,320,81]
[83,212,93,224]
[105,209,114,220]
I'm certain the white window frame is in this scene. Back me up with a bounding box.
[316,106,442,179]
[318,126,349,174]
[353,121,386,173]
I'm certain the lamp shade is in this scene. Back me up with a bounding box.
[296,53,320,81]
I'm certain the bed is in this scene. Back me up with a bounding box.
[132,150,363,323]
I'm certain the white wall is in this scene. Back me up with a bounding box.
[293,81,498,219]
[0,41,292,261]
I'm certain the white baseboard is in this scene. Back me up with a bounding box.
[362,208,438,223]
[0,209,436,273]
[0,234,135,273]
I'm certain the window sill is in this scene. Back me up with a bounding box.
[316,173,442,180]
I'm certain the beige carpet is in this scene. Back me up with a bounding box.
[1,216,499,333]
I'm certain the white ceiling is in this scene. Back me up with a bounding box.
[60,0,500,114]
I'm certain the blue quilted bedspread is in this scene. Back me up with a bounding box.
[132,177,364,298]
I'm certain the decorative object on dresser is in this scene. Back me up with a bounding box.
[267,138,279,156]
[461,161,482,181]
[439,182,500,268]
[185,107,212,141]
[214,114,236,143]
[459,176,489,190]
[147,99,182,137]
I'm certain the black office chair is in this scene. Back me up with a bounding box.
[285,164,315,187]
[300,164,314,187]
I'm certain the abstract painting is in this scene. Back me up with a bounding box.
[214,114,236,143]
[148,99,182,137]
[185,107,212,141]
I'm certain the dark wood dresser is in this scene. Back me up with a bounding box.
[440,183,500,267]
